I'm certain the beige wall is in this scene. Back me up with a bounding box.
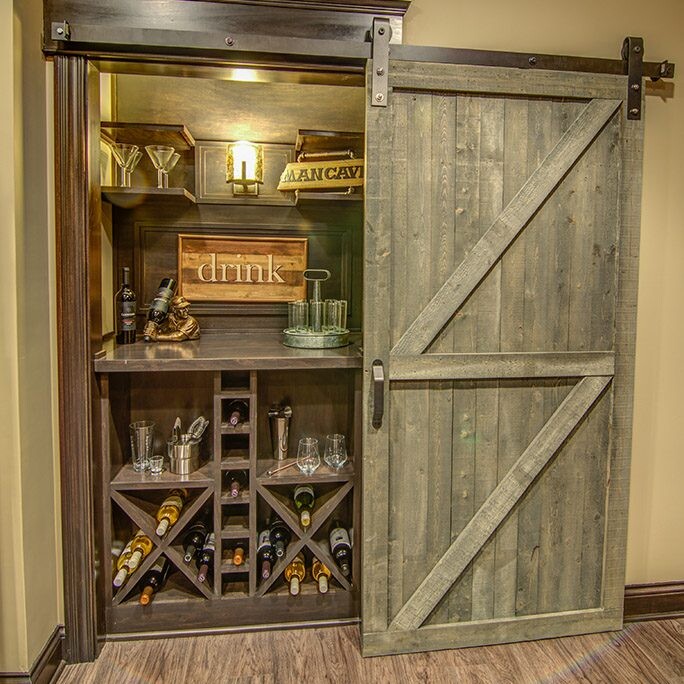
[0,0,62,673]
[405,0,684,584]
[0,1,680,670]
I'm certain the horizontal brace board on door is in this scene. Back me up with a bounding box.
[389,352,615,380]
[363,606,621,657]
[390,44,674,81]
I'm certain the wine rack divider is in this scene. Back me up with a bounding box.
[213,370,258,598]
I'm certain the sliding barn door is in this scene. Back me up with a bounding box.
[362,60,643,656]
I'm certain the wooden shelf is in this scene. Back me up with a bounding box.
[257,459,354,485]
[221,451,251,470]
[101,122,195,150]
[221,561,250,574]
[111,462,214,491]
[295,190,362,204]
[221,491,251,505]
[221,524,250,540]
[218,388,252,398]
[102,186,196,205]
[94,333,363,372]
[221,422,251,435]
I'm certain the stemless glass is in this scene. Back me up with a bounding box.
[324,434,348,469]
[129,420,155,472]
[294,301,309,331]
[297,437,321,475]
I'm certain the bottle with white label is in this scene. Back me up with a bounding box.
[293,484,315,528]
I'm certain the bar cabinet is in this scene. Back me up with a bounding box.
[43,0,674,662]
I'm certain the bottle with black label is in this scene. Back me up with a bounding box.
[329,521,352,577]
[143,277,176,341]
[196,532,215,583]
[225,400,249,427]
[115,266,136,344]
[139,556,171,606]
[269,517,291,558]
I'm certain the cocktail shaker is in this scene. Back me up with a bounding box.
[268,405,293,461]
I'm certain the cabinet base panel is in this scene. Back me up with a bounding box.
[105,590,357,635]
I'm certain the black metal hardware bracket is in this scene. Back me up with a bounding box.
[371,17,390,107]
[371,359,385,429]
[622,36,644,120]
[51,20,71,41]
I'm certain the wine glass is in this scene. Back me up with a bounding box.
[109,143,139,187]
[324,434,348,469]
[297,437,321,475]
[123,149,142,187]
[145,145,175,189]
[161,152,181,188]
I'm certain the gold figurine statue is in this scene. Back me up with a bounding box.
[143,295,201,342]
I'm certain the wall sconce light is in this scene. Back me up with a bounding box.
[226,141,264,196]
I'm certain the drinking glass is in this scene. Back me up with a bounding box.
[161,152,181,188]
[324,434,348,469]
[310,301,324,333]
[294,301,309,331]
[338,300,348,331]
[324,299,341,332]
[123,149,142,187]
[149,454,164,476]
[145,145,175,189]
[129,420,155,472]
[109,143,139,187]
[297,437,321,475]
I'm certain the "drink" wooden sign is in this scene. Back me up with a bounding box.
[177,234,308,302]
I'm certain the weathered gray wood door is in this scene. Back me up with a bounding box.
[362,59,644,656]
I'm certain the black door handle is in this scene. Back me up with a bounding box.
[372,359,385,429]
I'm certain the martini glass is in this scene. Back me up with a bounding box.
[161,152,181,189]
[145,145,175,189]
[109,143,139,187]
[123,149,142,188]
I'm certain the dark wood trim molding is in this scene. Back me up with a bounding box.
[0,625,65,684]
[624,581,684,622]
[54,55,101,663]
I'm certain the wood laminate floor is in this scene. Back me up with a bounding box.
[58,619,684,683]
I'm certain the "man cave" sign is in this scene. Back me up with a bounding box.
[177,234,307,303]
[277,158,364,192]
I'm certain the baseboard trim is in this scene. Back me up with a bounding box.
[624,581,684,622]
[0,625,65,684]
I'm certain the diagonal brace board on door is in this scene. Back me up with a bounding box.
[391,98,621,357]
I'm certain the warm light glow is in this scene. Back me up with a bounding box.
[230,68,260,83]
[226,141,264,195]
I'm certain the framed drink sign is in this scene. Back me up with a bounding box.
[177,234,308,303]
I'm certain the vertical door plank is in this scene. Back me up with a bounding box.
[362,64,395,635]
[537,101,579,614]
[515,97,556,617]
[400,92,433,607]
[387,93,409,624]
[471,95,504,621]
[494,96,528,618]
[578,110,621,609]
[425,93,457,625]
[448,94,481,623]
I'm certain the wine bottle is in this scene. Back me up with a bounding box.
[196,532,215,583]
[269,518,291,558]
[329,522,352,577]
[155,489,187,537]
[233,545,245,567]
[225,400,249,427]
[182,518,209,563]
[226,471,247,498]
[112,537,135,587]
[113,531,153,586]
[293,484,315,528]
[143,277,177,341]
[256,529,275,580]
[115,266,137,344]
[312,557,332,594]
[139,556,171,605]
[284,552,305,596]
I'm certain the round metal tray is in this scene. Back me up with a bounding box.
[282,329,350,349]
